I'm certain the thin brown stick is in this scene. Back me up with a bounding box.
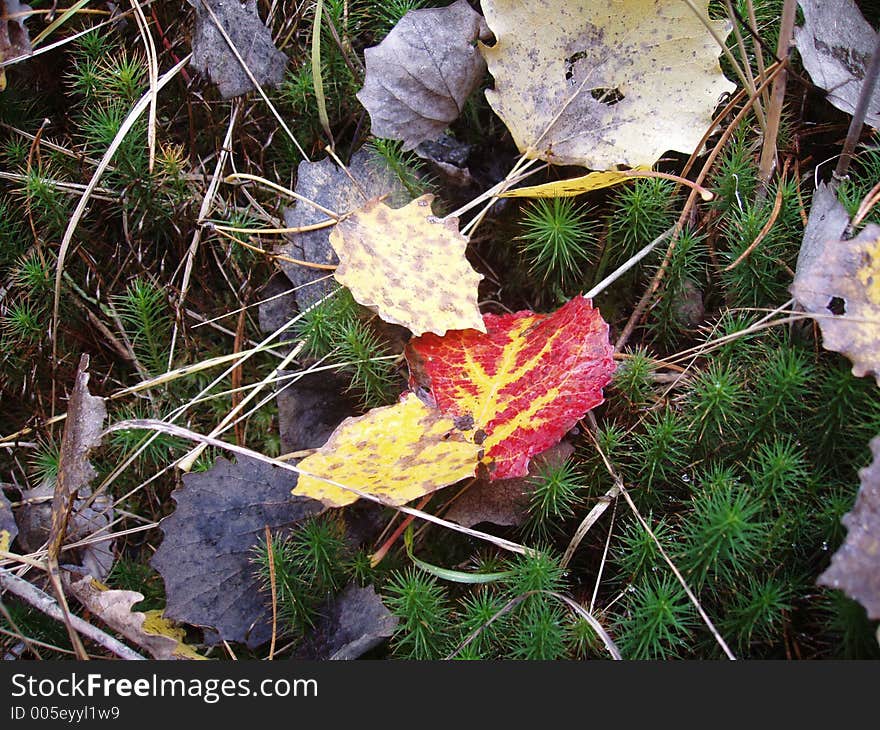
[756,0,797,199]
[852,180,880,229]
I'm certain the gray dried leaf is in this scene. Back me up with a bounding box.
[446,442,574,528]
[818,436,880,619]
[151,456,323,648]
[278,148,409,311]
[276,370,358,454]
[188,0,287,99]
[795,0,880,127]
[794,183,851,276]
[257,272,299,336]
[296,583,397,660]
[356,0,490,149]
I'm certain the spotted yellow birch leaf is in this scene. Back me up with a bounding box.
[480,0,735,169]
[330,194,485,336]
[406,296,616,480]
[791,222,880,385]
[293,392,482,508]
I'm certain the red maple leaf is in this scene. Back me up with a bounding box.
[405,296,615,479]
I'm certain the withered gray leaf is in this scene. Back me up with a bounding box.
[278,148,409,311]
[276,370,358,454]
[356,0,490,149]
[795,0,880,126]
[794,183,851,276]
[188,0,287,99]
[0,488,17,550]
[818,436,880,619]
[51,355,106,542]
[257,272,299,336]
[151,456,323,648]
[296,583,397,660]
[446,442,574,528]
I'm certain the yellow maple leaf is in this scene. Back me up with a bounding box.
[330,194,485,336]
[293,393,481,508]
[480,0,735,169]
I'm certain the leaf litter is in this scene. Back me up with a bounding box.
[7,0,880,662]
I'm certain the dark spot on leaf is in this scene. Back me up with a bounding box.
[827,296,846,315]
[589,87,625,105]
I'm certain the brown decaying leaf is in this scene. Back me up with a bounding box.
[445,442,574,529]
[480,0,735,169]
[279,148,410,311]
[48,355,108,562]
[331,194,484,336]
[188,0,288,99]
[65,575,203,660]
[794,0,880,127]
[818,436,880,619]
[0,1,32,92]
[791,221,880,385]
[151,456,323,648]
[356,0,490,150]
[295,583,398,660]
